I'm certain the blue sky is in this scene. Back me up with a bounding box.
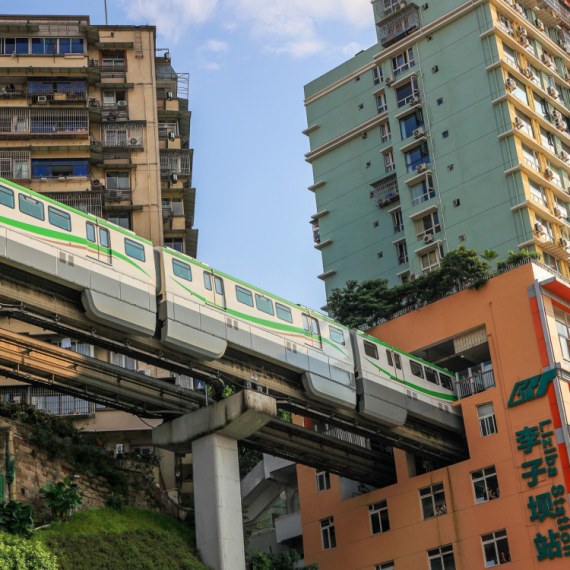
[11,0,378,311]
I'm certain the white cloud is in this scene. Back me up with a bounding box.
[200,39,229,53]
[341,42,365,57]
[200,61,222,72]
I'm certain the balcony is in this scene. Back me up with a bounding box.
[160,149,192,178]
[158,122,179,140]
[0,150,31,180]
[42,190,103,218]
[0,386,95,416]
[456,369,495,400]
[0,86,27,100]
[371,174,399,207]
[275,512,302,544]
[101,122,144,149]
[28,91,87,105]
[105,188,131,203]
[312,222,321,244]
[0,108,88,139]
[377,3,421,47]
[374,0,413,22]
[101,103,129,121]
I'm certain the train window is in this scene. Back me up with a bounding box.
[100,228,110,249]
[125,238,145,262]
[255,294,274,316]
[19,194,44,221]
[410,361,424,378]
[173,259,192,282]
[214,277,224,296]
[86,223,96,243]
[330,326,345,345]
[386,350,393,366]
[439,373,453,391]
[394,353,402,370]
[0,187,14,208]
[236,285,254,307]
[364,341,379,360]
[302,315,310,332]
[276,303,293,323]
[425,367,438,385]
[204,273,212,291]
[48,206,71,232]
[311,317,320,336]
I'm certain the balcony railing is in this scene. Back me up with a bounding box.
[158,122,179,140]
[0,87,27,100]
[374,0,412,22]
[28,91,87,104]
[321,426,368,449]
[101,122,144,149]
[312,223,321,244]
[0,150,31,179]
[43,191,103,218]
[160,150,192,177]
[378,4,421,47]
[0,386,95,416]
[372,174,399,207]
[0,109,88,137]
[105,188,131,202]
[101,103,129,121]
[455,369,496,399]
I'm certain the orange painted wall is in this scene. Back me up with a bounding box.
[298,264,570,569]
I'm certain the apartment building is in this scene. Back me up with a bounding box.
[304,0,570,302]
[297,259,570,569]
[0,14,197,500]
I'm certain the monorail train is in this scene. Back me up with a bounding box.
[0,177,462,433]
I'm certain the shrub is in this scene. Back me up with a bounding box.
[40,479,82,522]
[105,493,126,511]
[496,249,541,272]
[0,534,58,570]
[0,501,35,538]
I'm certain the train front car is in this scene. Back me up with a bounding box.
[0,178,157,337]
[353,330,463,432]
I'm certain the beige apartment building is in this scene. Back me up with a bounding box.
[0,14,198,500]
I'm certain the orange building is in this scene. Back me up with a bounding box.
[297,261,570,569]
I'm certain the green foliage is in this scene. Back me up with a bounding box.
[104,493,125,511]
[496,249,541,272]
[0,502,35,538]
[33,507,205,570]
[40,479,82,523]
[480,249,499,270]
[250,549,318,570]
[0,534,58,570]
[238,445,263,480]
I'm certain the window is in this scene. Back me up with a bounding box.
[364,341,379,359]
[111,351,137,370]
[204,273,212,291]
[411,176,435,206]
[276,303,293,323]
[377,92,387,114]
[534,92,550,121]
[376,563,395,570]
[471,466,499,504]
[502,44,518,68]
[442,131,449,138]
[381,122,391,143]
[528,179,547,207]
[369,500,390,535]
[428,545,456,570]
[163,197,183,216]
[373,66,383,85]
[542,251,561,271]
[86,223,96,243]
[540,127,555,152]
[547,162,562,187]
[421,247,442,273]
[420,483,446,519]
[392,48,415,76]
[103,90,126,105]
[392,209,404,233]
[125,238,145,262]
[321,517,336,550]
[405,143,430,173]
[396,77,419,107]
[482,530,511,566]
[497,13,514,35]
[108,213,131,230]
[396,241,408,265]
[32,159,89,179]
[386,350,402,369]
[106,171,130,189]
[236,286,254,307]
[384,151,395,172]
[536,215,554,243]
[514,109,533,137]
[214,276,223,296]
[425,367,438,385]
[522,144,539,170]
[316,470,330,492]
[415,211,440,241]
[48,206,71,232]
[255,293,274,316]
[477,402,497,437]
[19,194,44,221]
[330,326,345,345]
[437,98,443,105]
[400,109,424,139]
[0,186,14,208]
[173,258,192,281]
[508,74,528,104]
[410,361,424,378]
[165,237,184,252]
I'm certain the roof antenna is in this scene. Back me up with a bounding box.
[104,0,108,25]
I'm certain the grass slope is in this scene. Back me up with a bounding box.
[33,507,210,570]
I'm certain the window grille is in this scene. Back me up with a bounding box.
[158,122,179,140]
[101,122,144,148]
[372,175,399,207]
[0,386,94,416]
[42,192,103,218]
[378,5,421,47]
[160,150,192,176]
[0,150,30,179]
[0,108,88,135]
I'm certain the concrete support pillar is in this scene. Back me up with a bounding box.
[152,390,277,570]
[193,433,245,570]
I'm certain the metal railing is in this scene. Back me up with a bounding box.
[101,122,144,149]
[372,174,399,207]
[456,370,496,400]
[374,0,411,21]
[0,109,88,135]
[0,88,27,99]
[312,223,321,244]
[160,150,192,177]
[105,188,131,202]
[28,91,87,104]
[0,386,95,416]
[43,191,103,218]
[378,4,421,47]
[158,122,179,140]
[321,426,369,449]
[101,103,128,121]
[0,150,31,179]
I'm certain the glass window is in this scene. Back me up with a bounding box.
[514,109,533,137]
[509,74,528,104]
[108,213,131,230]
[482,530,511,566]
[173,259,192,282]
[373,66,383,85]
[321,517,336,550]
[377,92,387,114]
[19,194,44,221]
[276,303,293,323]
[392,209,403,233]
[302,314,310,331]
[410,361,423,378]
[125,238,145,262]
[31,38,44,54]
[106,171,130,189]
[425,367,438,385]
[86,222,96,243]
[204,272,212,291]
[59,38,71,54]
[529,179,547,207]
[0,186,14,208]
[396,240,408,265]
[392,47,415,76]
[369,500,390,535]
[421,248,442,273]
[396,77,419,107]
[255,293,274,315]
[99,228,110,249]
[502,44,518,67]
[165,237,183,252]
[477,402,497,437]
[420,483,446,519]
[439,373,453,391]
[236,286,254,307]
[428,545,456,570]
[405,143,430,173]
[330,326,345,345]
[4,38,15,55]
[316,470,330,492]
[16,38,28,54]
[71,38,84,54]
[214,276,224,296]
[376,563,395,570]
[384,151,395,172]
[411,177,435,206]
[471,466,499,504]
[400,109,423,139]
[381,122,391,143]
[48,206,71,232]
[364,341,379,359]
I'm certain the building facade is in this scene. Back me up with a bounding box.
[0,14,198,500]
[304,0,570,302]
[297,260,570,569]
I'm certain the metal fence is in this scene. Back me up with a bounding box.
[0,108,88,135]
[0,150,31,179]
[321,426,369,449]
[0,386,95,416]
[43,191,103,218]
[160,150,192,176]
[101,122,144,149]
[456,370,496,400]
[372,174,399,207]
[158,122,179,140]
[378,4,421,46]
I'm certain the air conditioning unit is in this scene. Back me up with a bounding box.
[37,95,47,104]
[514,3,524,14]
[504,0,513,5]
[521,67,533,78]
[137,369,151,376]
[555,118,567,131]
[171,173,178,184]
[517,26,527,37]
[535,19,545,32]
[92,179,102,188]
[552,109,562,120]
[514,117,523,129]
[117,100,127,107]
[385,75,395,86]
[167,91,174,100]
[548,86,559,99]
[409,96,421,106]
[542,53,553,67]
[168,131,176,141]
[413,127,426,139]
[519,37,530,48]
[535,222,545,234]
[505,78,516,91]
[129,137,140,147]
[545,168,554,179]
[560,150,569,162]
[560,237,569,247]
[410,273,420,281]
[416,163,428,173]
[423,233,434,244]
[164,52,171,62]
[555,207,563,217]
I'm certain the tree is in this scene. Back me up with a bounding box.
[480,249,498,271]
[250,549,318,570]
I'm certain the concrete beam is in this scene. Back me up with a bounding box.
[152,390,277,453]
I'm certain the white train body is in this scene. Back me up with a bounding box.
[0,178,462,432]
